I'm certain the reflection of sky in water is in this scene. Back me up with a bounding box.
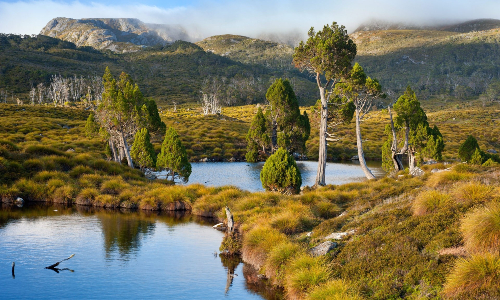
[157,161,385,192]
[0,210,271,299]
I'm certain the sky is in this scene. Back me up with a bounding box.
[1,0,500,40]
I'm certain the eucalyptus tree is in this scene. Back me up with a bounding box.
[293,22,356,186]
[334,63,383,180]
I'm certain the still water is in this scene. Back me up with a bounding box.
[0,205,282,300]
[157,161,385,191]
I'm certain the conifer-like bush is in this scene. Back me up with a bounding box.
[131,128,156,171]
[260,147,301,194]
[458,135,480,162]
[157,127,191,182]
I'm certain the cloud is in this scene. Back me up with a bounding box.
[2,0,500,41]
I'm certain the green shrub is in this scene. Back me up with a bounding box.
[100,177,129,195]
[458,135,480,162]
[260,147,301,194]
[461,202,500,254]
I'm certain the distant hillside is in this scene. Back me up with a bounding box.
[0,34,317,105]
[40,17,192,52]
[196,34,294,69]
[354,18,500,33]
[352,20,500,99]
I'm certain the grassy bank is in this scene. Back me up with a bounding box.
[1,103,500,299]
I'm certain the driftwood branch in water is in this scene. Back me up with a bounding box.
[12,262,15,279]
[45,254,75,270]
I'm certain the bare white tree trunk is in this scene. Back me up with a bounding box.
[120,131,134,168]
[316,86,328,186]
[355,110,376,180]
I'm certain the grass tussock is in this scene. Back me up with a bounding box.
[306,280,363,300]
[264,241,301,285]
[454,181,494,206]
[284,254,331,299]
[412,190,452,216]
[426,170,473,187]
[442,253,500,299]
[461,202,500,254]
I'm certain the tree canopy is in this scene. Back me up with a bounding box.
[131,128,156,171]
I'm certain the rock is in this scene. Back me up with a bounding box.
[410,167,425,177]
[66,148,75,152]
[14,197,24,207]
[144,169,157,180]
[324,229,356,240]
[423,160,437,165]
[306,231,313,237]
[309,241,338,257]
[200,157,209,162]
[228,157,236,162]
[213,223,226,231]
[351,155,359,160]
[487,149,498,154]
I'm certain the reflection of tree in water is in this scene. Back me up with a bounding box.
[219,254,241,295]
[96,211,156,260]
[0,203,75,229]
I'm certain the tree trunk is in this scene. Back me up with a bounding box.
[119,131,134,168]
[388,107,404,171]
[408,146,416,173]
[109,139,118,162]
[355,110,376,180]
[315,86,327,186]
[271,119,278,153]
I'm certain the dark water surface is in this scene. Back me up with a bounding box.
[157,161,385,191]
[0,205,282,300]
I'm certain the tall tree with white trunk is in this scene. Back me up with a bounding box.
[334,63,383,180]
[293,22,356,186]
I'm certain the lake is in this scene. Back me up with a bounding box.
[0,205,282,300]
[156,161,385,191]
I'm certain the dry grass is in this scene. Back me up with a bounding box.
[306,280,363,300]
[412,190,452,216]
[461,202,500,254]
[442,253,500,299]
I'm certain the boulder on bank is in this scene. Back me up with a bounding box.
[309,241,338,257]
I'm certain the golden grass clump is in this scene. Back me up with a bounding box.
[264,241,301,285]
[284,254,331,298]
[306,280,363,300]
[192,187,247,217]
[78,174,105,188]
[94,194,119,208]
[461,202,500,254]
[412,190,452,216]
[242,225,288,270]
[52,185,76,204]
[76,188,99,206]
[100,177,130,195]
[442,253,500,299]
[33,170,70,182]
[270,201,317,234]
[13,178,47,201]
[426,170,473,187]
[454,181,494,206]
